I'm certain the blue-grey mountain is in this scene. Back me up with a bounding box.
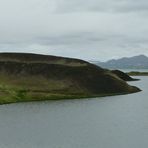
[94,55,148,69]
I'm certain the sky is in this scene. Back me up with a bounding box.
[0,0,148,61]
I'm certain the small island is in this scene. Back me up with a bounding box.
[127,71,148,76]
[0,53,141,104]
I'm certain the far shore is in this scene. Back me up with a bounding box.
[127,71,148,76]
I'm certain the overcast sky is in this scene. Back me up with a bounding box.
[0,0,148,61]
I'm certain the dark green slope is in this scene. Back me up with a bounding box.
[0,52,89,66]
[0,53,141,104]
[111,70,139,81]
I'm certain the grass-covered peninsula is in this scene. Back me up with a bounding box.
[0,53,141,104]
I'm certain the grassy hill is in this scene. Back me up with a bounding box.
[111,70,139,81]
[0,53,141,104]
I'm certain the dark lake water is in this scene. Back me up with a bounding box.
[0,76,147,148]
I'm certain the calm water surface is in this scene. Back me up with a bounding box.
[0,77,147,148]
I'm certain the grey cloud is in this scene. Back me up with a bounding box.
[36,32,106,46]
[0,0,148,61]
[55,0,148,13]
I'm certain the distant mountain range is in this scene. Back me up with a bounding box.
[92,55,148,69]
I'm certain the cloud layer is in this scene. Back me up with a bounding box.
[0,0,148,61]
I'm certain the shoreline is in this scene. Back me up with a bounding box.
[0,91,141,105]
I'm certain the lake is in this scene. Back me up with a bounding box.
[0,76,147,148]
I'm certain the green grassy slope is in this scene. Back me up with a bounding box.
[0,53,141,104]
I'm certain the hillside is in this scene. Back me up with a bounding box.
[111,70,139,81]
[0,52,89,66]
[94,55,148,69]
[0,53,141,104]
